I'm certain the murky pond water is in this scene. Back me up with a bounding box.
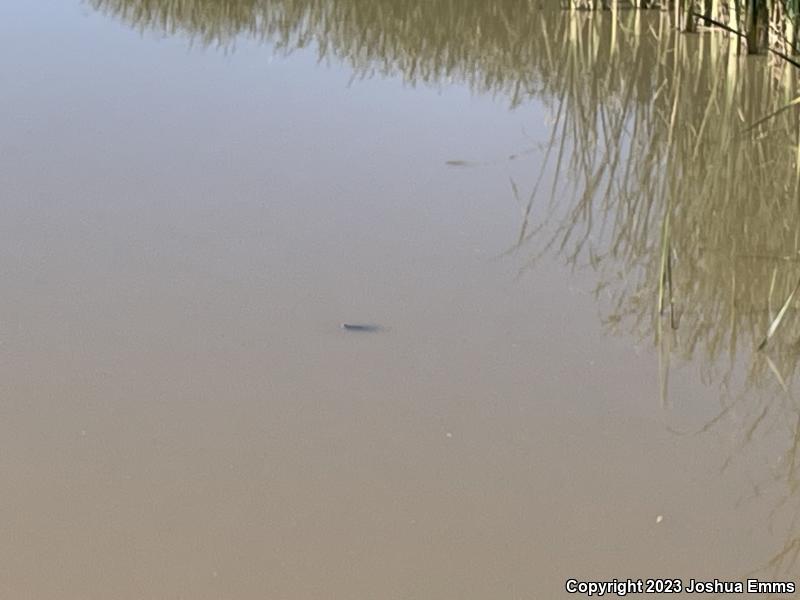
[4,1,800,598]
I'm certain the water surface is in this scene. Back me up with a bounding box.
[2,2,800,598]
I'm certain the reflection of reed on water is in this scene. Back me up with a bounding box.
[512,9,800,574]
[90,0,550,102]
[517,10,800,387]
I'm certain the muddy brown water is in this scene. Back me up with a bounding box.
[2,2,800,598]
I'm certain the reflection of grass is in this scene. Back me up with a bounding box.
[515,10,800,385]
[90,0,555,103]
[509,9,800,575]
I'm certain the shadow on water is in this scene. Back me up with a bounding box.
[90,0,800,575]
